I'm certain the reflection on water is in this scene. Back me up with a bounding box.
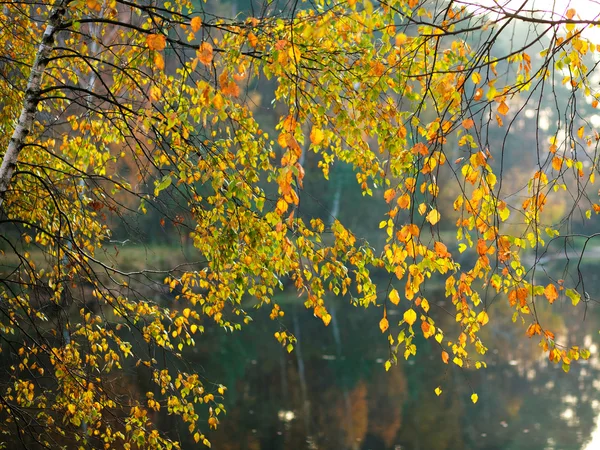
[154,274,600,450]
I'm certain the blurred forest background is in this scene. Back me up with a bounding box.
[3,0,600,449]
[90,0,600,449]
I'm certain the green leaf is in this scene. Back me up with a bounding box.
[155,175,172,196]
[566,288,580,306]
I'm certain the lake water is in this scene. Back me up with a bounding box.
[167,281,600,450]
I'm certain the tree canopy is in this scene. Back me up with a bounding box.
[1,0,600,448]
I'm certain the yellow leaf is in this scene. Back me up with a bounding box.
[67,404,76,415]
[476,310,489,326]
[149,86,161,102]
[471,393,478,404]
[435,386,442,396]
[395,33,407,46]
[146,34,166,51]
[379,317,389,333]
[183,308,191,318]
[384,360,392,371]
[276,198,288,215]
[403,308,417,326]
[191,17,202,32]
[420,298,429,313]
[418,203,426,215]
[310,127,324,145]
[578,126,584,139]
[190,324,198,334]
[498,101,509,115]
[389,289,400,305]
[471,72,481,84]
[426,209,440,225]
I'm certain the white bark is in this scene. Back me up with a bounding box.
[0,2,68,207]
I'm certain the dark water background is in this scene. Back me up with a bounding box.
[152,262,600,450]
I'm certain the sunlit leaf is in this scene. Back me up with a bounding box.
[379,316,389,333]
[191,17,202,32]
[147,34,166,52]
[389,289,400,305]
[197,42,213,65]
[426,209,440,225]
[403,309,417,326]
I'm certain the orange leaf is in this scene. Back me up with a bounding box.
[197,42,213,66]
[248,32,259,48]
[421,321,434,338]
[434,241,450,258]
[397,193,410,209]
[411,142,429,155]
[146,34,166,51]
[462,118,474,130]
[154,52,164,71]
[552,156,563,171]
[441,351,449,364]
[544,283,558,304]
[498,101,509,115]
[379,316,389,333]
[87,0,101,11]
[476,238,489,256]
[578,126,584,139]
[384,189,396,203]
[526,322,542,337]
[566,8,576,19]
[191,16,202,32]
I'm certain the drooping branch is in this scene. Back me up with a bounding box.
[0,0,70,208]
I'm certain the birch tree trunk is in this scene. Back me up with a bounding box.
[0,1,68,207]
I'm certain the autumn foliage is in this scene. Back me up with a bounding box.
[0,0,599,447]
